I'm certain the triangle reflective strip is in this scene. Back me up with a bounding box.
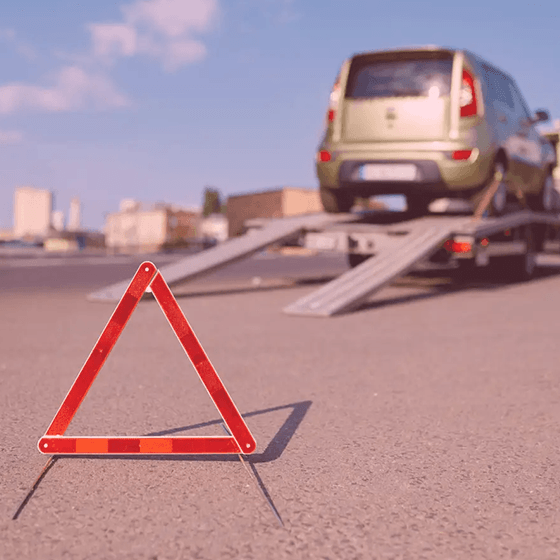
[38,261,256,455]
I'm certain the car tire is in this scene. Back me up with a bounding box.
[320,186,354,213]
[528,172,555,213]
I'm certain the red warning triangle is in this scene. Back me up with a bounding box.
[38,261,256,455]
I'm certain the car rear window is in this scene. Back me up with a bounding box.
[346,56,453,99]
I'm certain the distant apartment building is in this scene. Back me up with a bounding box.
[104,200,201,253]
[200,213,228,243]
[227,187,323,238]
[51,210,65,232]
[13,186,53,239]
[0,228,14,241]
[67,197,81,231]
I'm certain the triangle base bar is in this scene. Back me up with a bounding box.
[39,436,241,455]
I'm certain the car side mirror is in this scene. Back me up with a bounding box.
[534,110,550,123]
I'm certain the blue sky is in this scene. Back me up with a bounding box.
[0,0,559,230]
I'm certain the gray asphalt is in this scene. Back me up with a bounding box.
[2,252,560,559]
[0,250,347,291]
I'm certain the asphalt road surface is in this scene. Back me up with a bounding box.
[2,250,560,559]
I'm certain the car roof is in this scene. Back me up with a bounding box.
[348,46,516,84]
[350,45,456,59]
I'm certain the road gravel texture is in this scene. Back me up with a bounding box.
[2,255,560,559]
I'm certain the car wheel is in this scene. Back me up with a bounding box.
[528,172,555,213]
[320,186,354,213]
[347,253,371,268]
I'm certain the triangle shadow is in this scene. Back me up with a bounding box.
[55,400,313,464]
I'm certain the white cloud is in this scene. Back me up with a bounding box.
[89,0,219,71]
[0,129,23,144]
[0,28,37,61]
[124,0,218,37]
[0,0,219,116]
[0,66,130,114]
[90,23,138,58]
[163,38,207,70]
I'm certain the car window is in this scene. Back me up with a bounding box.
[508,82,532,121]
[482,65,515,111]
[346,58,453,99]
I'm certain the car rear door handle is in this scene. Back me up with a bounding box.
[497,113,507,123]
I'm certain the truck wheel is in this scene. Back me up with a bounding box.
[491,226,536,282]
[456,258,477,281]
[320,186,354,213]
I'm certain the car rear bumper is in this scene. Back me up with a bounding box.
[316,150,493,196]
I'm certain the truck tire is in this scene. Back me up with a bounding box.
[320,186,354,213]
[456,258,477,281]
[491,226,536,282]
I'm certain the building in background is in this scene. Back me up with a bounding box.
[226,187,322,238]
[67,197,81,231]
[13,186,53,240]
[0,228,14,241]
[51,210,65,232]
[200,213,228,243]
[43,230,105,253]
[104,200,201,253]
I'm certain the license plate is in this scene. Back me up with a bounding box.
[359,164,417,181]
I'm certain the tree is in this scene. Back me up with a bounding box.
[202,187,221,217]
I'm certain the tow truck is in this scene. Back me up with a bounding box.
[90,175,560,318]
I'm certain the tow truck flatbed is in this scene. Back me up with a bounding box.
[89,199,560,317]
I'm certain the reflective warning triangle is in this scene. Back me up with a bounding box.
[38,261,256,455]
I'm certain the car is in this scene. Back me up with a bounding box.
[316,46,557,215]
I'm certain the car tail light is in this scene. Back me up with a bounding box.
[318,150,331,162]
[452,150,473,160]
[326,76,341,124]
[460,69,477,118]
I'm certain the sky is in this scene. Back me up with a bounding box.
[0,0,559,231]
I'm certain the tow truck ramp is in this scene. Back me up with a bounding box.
[283,220,462,317]
[89,208,560,317]
[88,212,357,302]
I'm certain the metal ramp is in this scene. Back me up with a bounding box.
[284,217,469,317]
[88,212,357,302]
